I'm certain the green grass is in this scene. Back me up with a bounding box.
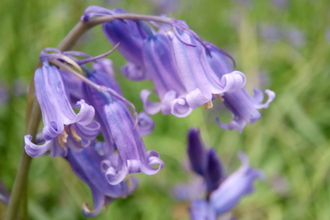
[1,0,330,219]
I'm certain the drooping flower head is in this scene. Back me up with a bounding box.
[24,49,102,157]
[82,6,274,132]
[83,60,163,185]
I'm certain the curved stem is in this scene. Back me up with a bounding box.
[5,12,173,220]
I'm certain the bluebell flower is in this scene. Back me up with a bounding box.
[65,144,137,217]
[170,22,246,110]
[83,62,163,185]
[24,62,100,157]
[204,42,275,132]
[175,128,263,218]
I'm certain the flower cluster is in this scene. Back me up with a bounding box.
[174,128,264,219]
[24,49,163,216]
[82,6,275,132]
[22,6,273,217]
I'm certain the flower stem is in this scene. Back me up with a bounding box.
[5,12,173,220]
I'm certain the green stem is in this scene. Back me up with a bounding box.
[5,12,173,220]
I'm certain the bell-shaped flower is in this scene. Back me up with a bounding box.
[102,8,152,81]
[24,62,100,157]
[64,144,137,217]
[141,29,193,117]
[83,65,163,185]
[204,42,276,132]
[210,152,264,215]
[170,21,247,110]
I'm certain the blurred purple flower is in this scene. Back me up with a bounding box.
[210,152,264,215]
[65,145,137,217]
[24,62,100,157]
[272,0,288,9]
[12,79,26,97]
[175,128,263,218]
[0,83,8,105]
[145,0,179,14]
[285,27,306,47]
[0,180,10,205]
[259,24,281,42]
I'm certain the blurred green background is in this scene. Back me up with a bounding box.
[1,0,330,219]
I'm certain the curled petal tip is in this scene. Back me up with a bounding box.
[82,202,103,217]
[137,112,155,136]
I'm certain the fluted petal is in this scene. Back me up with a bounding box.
[142,33,186,99]
[210,152,264,215]
[172,31,213,106]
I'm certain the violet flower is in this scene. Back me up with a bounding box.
[65,144,137,217]
[170,22,246,110]
[24,62,100,157]
[141,23,246,118]
[204,42,275,132]
[177,128,264,218]
[83,62,163,185]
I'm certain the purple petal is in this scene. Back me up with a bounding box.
[172,176,205,201]
[120,62,148,81]
[24,135,52,157]
[92,59,115,79]
[170,97,193,117]
[189,199,217,220]
[216,116,247,133]
[210,152,264,215]
[102,9,152,80]
[140,89,162,115]
[204,148,224,192]
[187,128,206,176]
[253,89,276,109]
[137,112,155,136]
[172,31,213,107]
[102,102,163,184]
[142,32,186,99]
